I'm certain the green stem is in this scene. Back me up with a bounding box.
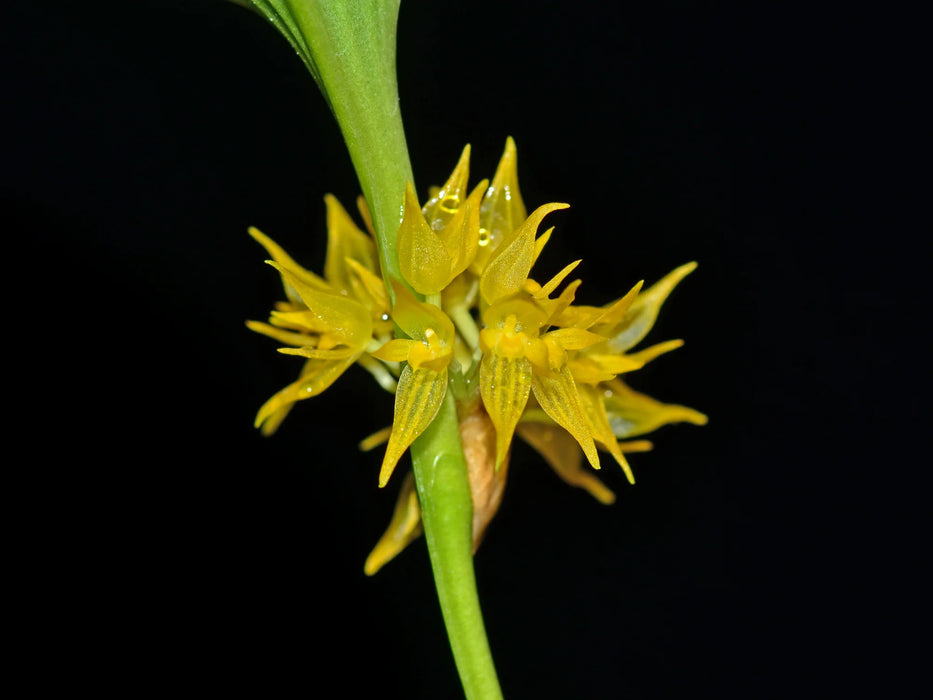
[412,388,503,700]
[238,2,502,697]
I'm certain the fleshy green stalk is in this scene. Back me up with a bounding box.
[412,388,502,700]
[235,2,501,697]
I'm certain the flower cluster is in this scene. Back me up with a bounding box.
[248,139,706,573]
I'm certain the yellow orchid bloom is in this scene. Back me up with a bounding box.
[247,258,373,434]
[370,283,456,487]
[247,140,705,576]
[397,171,487,295]
[478,294,607,470]
[517,263,707,484]
[246,201,385,434]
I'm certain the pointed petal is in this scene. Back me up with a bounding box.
[278,346,357,360]
[323,194,378,295]
[610,262,697,352]
[577,384,635,484]
[256,403,293,437]
[604,379,709,438]
[438,179,486,279]
[531,226,553,267]
[254,357,354,432]
[267,261,372,347]
[422,144,472,232]
[269,309,348,334]
[539,278,582,325]
[546,327,609,351]
[245,320,312,347]
[516,422,616,504]
[479,354,533,469]
[569,347,647,384]
[475,136,527,272]
[249,227,329,303]
[364,472,424,575]
[379,366,448,487]
[533,259,581,300]
[620,440,653,453]
[388,281,455,342]
[359,426,393,452]
[397,182,452,294]
[590,281,644,330]
[344,257,390,316]
[626,338,685,365]
[480,202,569,305]
[369,338,415,363]
[552,304,606,330]
[532,366,601,469]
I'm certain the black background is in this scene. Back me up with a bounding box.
[6,1,920,697]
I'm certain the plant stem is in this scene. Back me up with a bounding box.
[412,388,503,700]
[239,2,503,696]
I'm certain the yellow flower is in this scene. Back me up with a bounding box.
[478,295,607,470]
[516,263,709,496]
[246,196,386,435]
[247,139,706,574]
[396,147,490,295]
[370,283,456,487]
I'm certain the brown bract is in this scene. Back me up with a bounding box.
[459,398,509,553]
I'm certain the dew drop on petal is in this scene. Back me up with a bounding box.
[440,195,460,213]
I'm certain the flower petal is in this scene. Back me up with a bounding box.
[344,257,390,319]
[626,339,685,366]
[609,262,697,352]
[397,182,452,294]
[604,378,708,438]
[278,346,357,360]
[480,202,569,305]
[531,365,601,470]
[389,281,455,344]
[254,356,355,432]
[245,320,313,347]
[249,227,329,303]
[422,144,472,232]
[437,179,486,280]
[516,421,616,504]
[379,365,448,487]
[577,384,635,484]
[546,327,609,351]
[532,259,581,300]
[364,471,424,576]
[480,353,533,469]
[589,281,644,330]
[569,352,646,385]
[369,338,415,363]
[475,137,527,273]
[267,261,372,347]
[323,194,379,296]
